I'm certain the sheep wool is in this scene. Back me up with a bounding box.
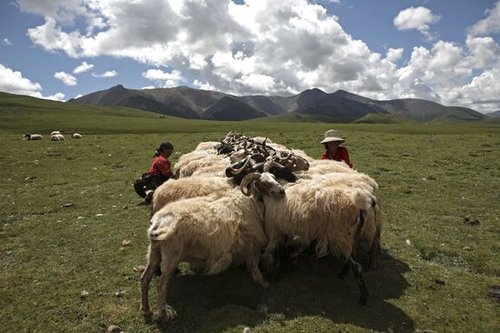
[141,189,270,322]
[151,176,233,214]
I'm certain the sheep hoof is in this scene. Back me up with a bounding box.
[141,308,153,317]
[263,255,275,272]
[158,312,169,324]
[337,262,351,279]
[259,279,270,288]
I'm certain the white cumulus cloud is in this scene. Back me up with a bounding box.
[54,71,77,86]
[73,61,94,74]
[0,63,42,95]
[0,63,65,100]
[394,6,441,40]
[468,1,500,36]
[45,92,66,101]
[91,70,117,78]
[2,38,12,45]
[142,68,184,87]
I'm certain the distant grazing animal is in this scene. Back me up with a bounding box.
[24,133,43,140]
[50,134,65,141]
[72,133,82,139]
[50,130,62,136]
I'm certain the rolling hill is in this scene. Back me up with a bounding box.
[486,110,500,118]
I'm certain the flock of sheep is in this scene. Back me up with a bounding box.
[24,130,82,141]
[140,132,382,322]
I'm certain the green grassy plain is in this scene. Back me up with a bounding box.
[1,93,499,332]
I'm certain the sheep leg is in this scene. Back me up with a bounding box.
[263,243,277,271]
[140,246,161,316]
[368,226,382,270]
[245,252,269,288]
[157,250,180,323]
[352,210,369,304]
[337,259,352,279]
[350,256,369,305]
[141,246,161,316]
[262,230,280,271]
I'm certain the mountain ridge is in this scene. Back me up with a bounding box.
[68,85,486,122]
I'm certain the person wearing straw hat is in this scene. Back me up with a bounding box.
[320,129,353,168]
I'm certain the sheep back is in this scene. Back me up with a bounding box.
[151,176,233,214]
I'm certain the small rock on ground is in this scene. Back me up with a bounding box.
[106,325,121,333]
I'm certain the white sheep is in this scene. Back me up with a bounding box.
[298,159,356,178]
[50,134,65,141]
[295,163,382,269]
[242,175,375,304]
[24,133,43,140]
[300,174,381,268]
[173,150,215,174]
[50,130,61,136]
[194,141,220,151]
[151,176,233,215]
[190,157,232,177]
[72,133,82,139]
[175,152,228,178]
[140,172,286,322]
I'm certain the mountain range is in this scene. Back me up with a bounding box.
[69,85,486,122]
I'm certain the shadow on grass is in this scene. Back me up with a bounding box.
[153,251,413,332]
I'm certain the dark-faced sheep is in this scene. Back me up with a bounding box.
[24,133,43,140]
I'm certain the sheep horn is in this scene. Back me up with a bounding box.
[240,172,261,196]
[263,160,284,173]
[279,151,292,161]
[249,153,265,165]
[251,162,265,172]
[229,155,252,175]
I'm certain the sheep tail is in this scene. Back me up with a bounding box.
[355,209,367,244]
[148,212,177,241]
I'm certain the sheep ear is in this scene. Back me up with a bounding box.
[240,172,260,196]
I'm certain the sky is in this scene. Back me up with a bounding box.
[0,0,499,113]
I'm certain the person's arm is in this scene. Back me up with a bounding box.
[157,158,173,179]
[340,148,353,168]
[320,151,329,160]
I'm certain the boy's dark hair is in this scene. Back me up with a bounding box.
[154,142,174,157]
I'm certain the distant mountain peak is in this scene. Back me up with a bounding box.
[111,84,126,90]
[301,87,326,95]
[334,89,349,95]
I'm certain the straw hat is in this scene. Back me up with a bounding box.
[320,129,345,144]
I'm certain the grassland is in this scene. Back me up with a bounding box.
[1,93,499,332]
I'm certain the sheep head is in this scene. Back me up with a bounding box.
[263,160,297,183]
[240,172,285,198]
